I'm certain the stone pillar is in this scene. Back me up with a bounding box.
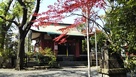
[99,41,127,77]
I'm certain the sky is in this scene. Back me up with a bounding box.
[39,0,57,13]
[0,0,105,24]
[39,0,78,24]
[39,0,105,24]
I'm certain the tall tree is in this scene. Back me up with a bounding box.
[104,0,136,75]
[15,0,40,70]
[35,0,106,76]
[0,0,15,49]
[0,0,41,70]
[0,1,18,67]
[105,0,136,53]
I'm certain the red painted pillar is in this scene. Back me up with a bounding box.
[40,39,45,51]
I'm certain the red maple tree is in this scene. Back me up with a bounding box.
[34,0,106,43]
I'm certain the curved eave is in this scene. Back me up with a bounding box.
[31,32,41,40]
[31,25,85,37]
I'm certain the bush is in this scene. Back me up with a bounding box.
[124,56,136,77]
[26,51,34,57]
[0,48,14,68]
[39,47,57,67]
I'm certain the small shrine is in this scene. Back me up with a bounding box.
[31,23,87,63]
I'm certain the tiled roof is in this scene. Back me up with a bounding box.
[31,24,85,36]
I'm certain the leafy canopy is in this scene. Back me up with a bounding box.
[105,0,136,53]
[34,0,106,43]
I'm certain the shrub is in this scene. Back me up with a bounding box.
[0,48,14,68]
[124,56,136,77]
[39,47,57,67]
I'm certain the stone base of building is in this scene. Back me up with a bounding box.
[99,68,128,77]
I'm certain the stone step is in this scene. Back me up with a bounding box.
[59,61,87,66]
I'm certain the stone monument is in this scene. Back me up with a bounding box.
[99,40,127,77]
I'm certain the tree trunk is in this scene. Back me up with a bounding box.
[15,34,25,70]
[0,31,6,49]
[15,0,40,70]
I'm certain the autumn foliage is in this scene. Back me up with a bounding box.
[34,0,106,43]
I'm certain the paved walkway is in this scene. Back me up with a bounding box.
[0,66,135,77]
[0,66,101,77]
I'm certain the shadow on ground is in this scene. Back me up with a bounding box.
[0,68,101,77]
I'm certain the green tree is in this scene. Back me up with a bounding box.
[15,0,40,70]
[0,0,41,70]
[105,0,136,76]
[105,0,136,53]
[0,0,18,67]
[0,0,15,49]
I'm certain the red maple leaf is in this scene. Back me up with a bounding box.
[34,0,106,43]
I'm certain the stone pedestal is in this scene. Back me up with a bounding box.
[99,41,127,77]
[99,68,127,77]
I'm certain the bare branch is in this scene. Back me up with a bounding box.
[89,18,114,45]
[64,13,88,21]
[96,15,105,26]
